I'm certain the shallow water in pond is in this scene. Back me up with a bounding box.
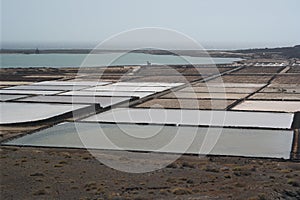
[3,122,293,159]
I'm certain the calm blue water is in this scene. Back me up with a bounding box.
[0,53,241,68]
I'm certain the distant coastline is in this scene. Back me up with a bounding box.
[1,45,299,59]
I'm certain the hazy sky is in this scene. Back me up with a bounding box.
[1,0,300,49]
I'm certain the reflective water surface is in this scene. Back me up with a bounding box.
[3,122,293,159]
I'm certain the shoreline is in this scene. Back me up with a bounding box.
[1,45,299,59]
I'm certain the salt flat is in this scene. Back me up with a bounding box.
[5,85,89,91]
[0,94,29,101]
[33,80,111,86]
[85,85,170,92]
[232,100,300,113]
[0,89,63,95]
[162,92,249,99]
[178,86,257,93]
[82,108,294,129]
[0,102,89,125]
[59,90,154,98]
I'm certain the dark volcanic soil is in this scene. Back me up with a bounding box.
[1,146,300,200]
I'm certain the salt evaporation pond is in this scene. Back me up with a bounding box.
[60,90,154,98]
[6,85,90,91]
[17,96,131,107]
[3,122,293,159]
[0,102,89,125]
[82,108,294,129]
[0,94,29,101]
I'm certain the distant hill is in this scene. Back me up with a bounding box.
[232,45,300,59]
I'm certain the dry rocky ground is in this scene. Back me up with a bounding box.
[1,146,300,200]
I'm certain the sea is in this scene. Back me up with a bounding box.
[0,53,241,68]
